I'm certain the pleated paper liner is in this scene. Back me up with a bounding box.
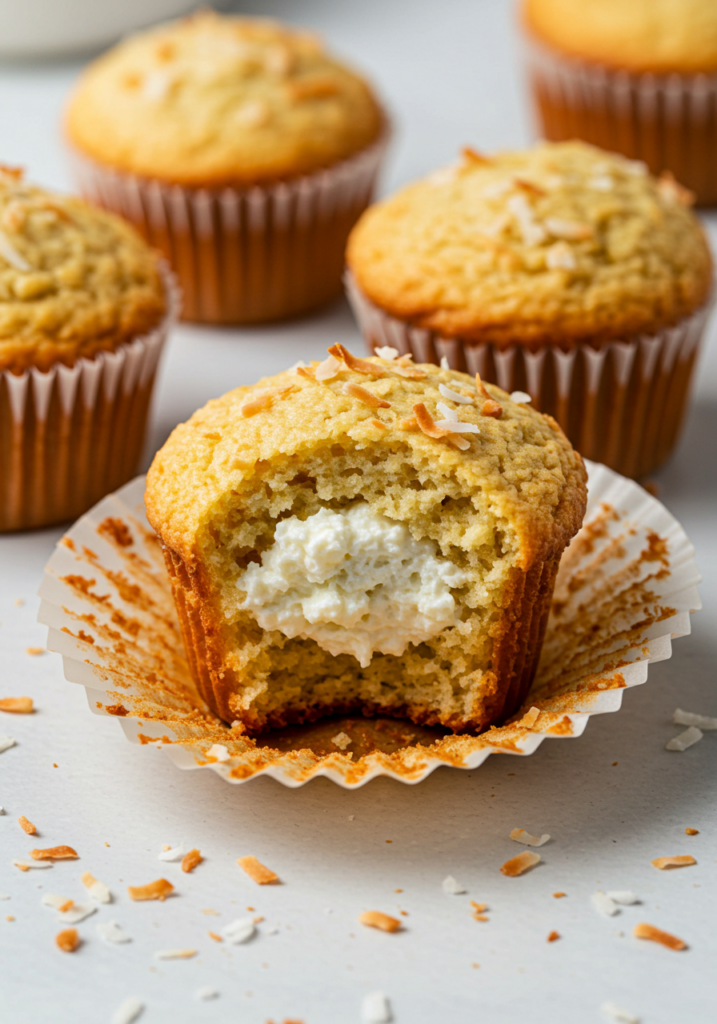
[37,460,700,788]
[346,272,713,480]
[0,266,180,532]
[522,31,717,205]
[68,128,389,325]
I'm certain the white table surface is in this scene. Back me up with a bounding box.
[1,2,716,1022]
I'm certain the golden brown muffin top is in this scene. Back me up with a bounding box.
[0,168,167,374]
[347,141,712,349]
[145,347,586,570]
[523,0,717,74]
[65,11,385,187]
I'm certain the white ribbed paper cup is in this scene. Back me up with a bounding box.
[0,266,179,532]
[37,461,700,788]
[345,272,712,480]
[68,129,389,325]
[523,31,717,205]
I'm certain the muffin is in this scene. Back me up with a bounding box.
[0,166,175,532]
[145,346,586,734]
[346,141,713,479]
[65,11,387,324]
[521,0,717,205]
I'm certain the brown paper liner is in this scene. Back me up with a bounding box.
[523,32,717,204]
[0,268,179,532]
[346,273,712,480]
[68,132,388,325]
[160,539,563,734]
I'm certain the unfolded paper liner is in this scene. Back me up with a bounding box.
[37,460,700,788]
[346,272,713,480]
[0,266,180,532]
[68,129,389,324]
[523,31,717,205]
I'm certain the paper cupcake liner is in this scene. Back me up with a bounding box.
[346,273,712,480]
[37,460,700,788]
[0,266,180,532]
[68,129,389,324]
[523,32,717,204]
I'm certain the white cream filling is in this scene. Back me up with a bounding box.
[237,502,467,667]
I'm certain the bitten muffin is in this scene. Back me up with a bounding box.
[65,11,387,323]
[346,141,713,478]
[145,346,586,734]
[0,166,171,531]
[522,0,717,204]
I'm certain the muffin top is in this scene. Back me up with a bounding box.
[65,11,385,187]
[145,346,586,569]
[347,141,712,348]
[523,0,717,74]
[0,168,167,374]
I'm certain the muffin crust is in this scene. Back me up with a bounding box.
[66,11,384,187]
[0,168,166,373]
[347,142,712,349]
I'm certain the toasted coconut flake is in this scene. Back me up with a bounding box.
[514,177,546,197]
[362,991,392,1022]
[13,859,51,870]
[500,851,541,876]
[241,386,293,418]
[462,146,491,166]
[58,901,97,925]
[521,706,541,728]
[31,846,78,861]
[55,927,79,952]
[553,892,566,898]
[58,899,74,913]
[222,917,255,944]
[657,171,694,206]
[633,922,686,951]
[315,353,343,382]
[295,366,316,380]
[546,241,576,271]
[509,829,550,847]
[238,855,279,885]
[18,816,36,835]
[374,346,399,360]
[0,736,17,754]
[666,726,703,751]
[206,743,230,762]
[438,383,474,405]
[112,997,144,1024]
[413,403,448,439]
[370,419,388,431]
[158,843,185,862]
[98,920,131,944]
[601,1001,640,1023]
[25,647,45,656]
[606,891,639,905]
[328,344,384,377]
[127,878,174,901]
[509,391,532,404]
[42,893,70,910]
[358,910,401,933]
[471,901,488,921]
[545,217,593,241]
[182,849,203,873]
[685,828,699,835]
[592,891,619,916]
[81,871,111,903]
[389,363,426,380]
[651,855,696,870]
[208,930,223,942]
[442,875,467,895]
[547,930,560,942]
[0,230,31,271]
[0,697,33,714]
[399,417,417,431]
[481,398,503,419]
[155,948,197,960]
[673,708,717,730]
[342,382,391,409]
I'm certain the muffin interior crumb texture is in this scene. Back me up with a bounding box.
[146,352,586,734]
[66,10,384,186]
[0,167,166,373]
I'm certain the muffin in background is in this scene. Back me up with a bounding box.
[145,351,586,734]
[346,141,713,480]
[522,0,717,205]
[0,166,175,531]
[66,10,387,324]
